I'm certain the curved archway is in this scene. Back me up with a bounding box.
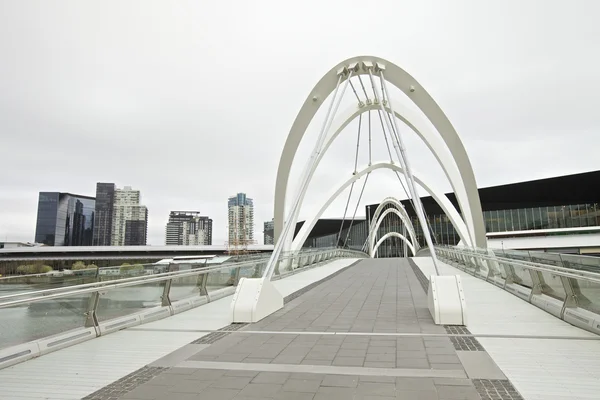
[372,232,415,258]
[275,56,485,249]
[281,102,477,254]
[291,162,471,251]
[368,207,417,256]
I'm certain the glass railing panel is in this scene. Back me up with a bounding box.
[169,274,202,303]
[572,278,600,314]
[0,292,90,350]
[538,270,566,301]
[0,268,100,296]
[98,263,156,282]
[206,266,236,293]
[510,265,533,289]
[559,254,600,274]
[96,281,166,322]
[529,252,565,268]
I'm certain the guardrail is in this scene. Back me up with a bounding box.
[0,247,367,369]
[435,246,600,336]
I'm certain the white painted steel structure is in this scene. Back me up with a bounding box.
[273,56,485,254]
[371,231,415,257]
[291,162,472,253]
[366,197,418,258]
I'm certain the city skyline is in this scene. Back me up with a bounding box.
[19,185,265,246]
[1,2,599,246]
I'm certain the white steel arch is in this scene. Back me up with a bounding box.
[275,56,485,249]
[372,232,415,258]
[368,207,417,257]
[281,102,477,254]
[291,162,471,251]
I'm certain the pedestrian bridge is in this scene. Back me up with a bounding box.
[2,55,599,399]
[0,249,599,400]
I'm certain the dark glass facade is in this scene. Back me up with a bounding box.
[301,170,600,257]
[34,192,96,246]
[125,219,147,246]
[92,183,115,246]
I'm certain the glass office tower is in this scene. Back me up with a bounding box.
[34,192,96,246]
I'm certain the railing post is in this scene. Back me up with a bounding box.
[197,273,208,296]
[529,270,543,296]
[161,279,172,307]
[559,276,578,318]
[84,291,100,329]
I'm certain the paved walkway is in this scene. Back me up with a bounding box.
[413,257,600,400]
[0,259,360,400]
[91,259,520,400]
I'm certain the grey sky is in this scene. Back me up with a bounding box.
[1,0,598,245]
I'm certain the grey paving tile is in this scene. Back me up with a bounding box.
[363,361,396,368]
[332,356,364,366]
[189,368,226,380]
[337,348,367,357]
[121,384,171,399]
[356,382,397,396]
[314,386,355,400]
[238,383,283,398]
[436,385,480,400]
[428,355,461,364]
[211,376,253,389]
[397,350,428,359]
[367,346,396,354]
[274,392,315,400]
[282,378,321,393]
[225,370,259,378]
[433,378,473,386]
[321,374,359,388]
[395,358,430,368]
[395,390,439,400]
[253,372,291,384]
[366,353,395,362]
[358,375,396,383]
[169,379,212,393]
[195,387,240,400]
[395,377,436,391]
[430,363,464,370]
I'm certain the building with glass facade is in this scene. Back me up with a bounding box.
[228,193,254,244]
[165,211,213,245]
[297,170,600,257]
[263,219,274,245]
[34,192,96,246]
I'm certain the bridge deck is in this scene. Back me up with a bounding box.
[413,257,600,400]
[82,259,517,400]
[1,258,598,400]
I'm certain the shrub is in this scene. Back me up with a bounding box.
[16,264,54,274]
[71,261,87,270]
[119,263,144,274]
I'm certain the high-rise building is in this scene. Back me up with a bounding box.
[92,183,148,246]
[228,193,254,244]
[34,192,96,246]
[111,186,148,246]
[165,211,213,246]
[264,219,274,244]
[92,183,115,246]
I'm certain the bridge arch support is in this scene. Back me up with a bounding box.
[291,162,471,252]
[274,56,485,251]
[372,232,416,258]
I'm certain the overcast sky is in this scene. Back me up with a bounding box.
[1,0,598,246]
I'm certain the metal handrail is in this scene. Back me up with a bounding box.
[437,246,600,282]
[0,260,249,302]
[0,248,365,309]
